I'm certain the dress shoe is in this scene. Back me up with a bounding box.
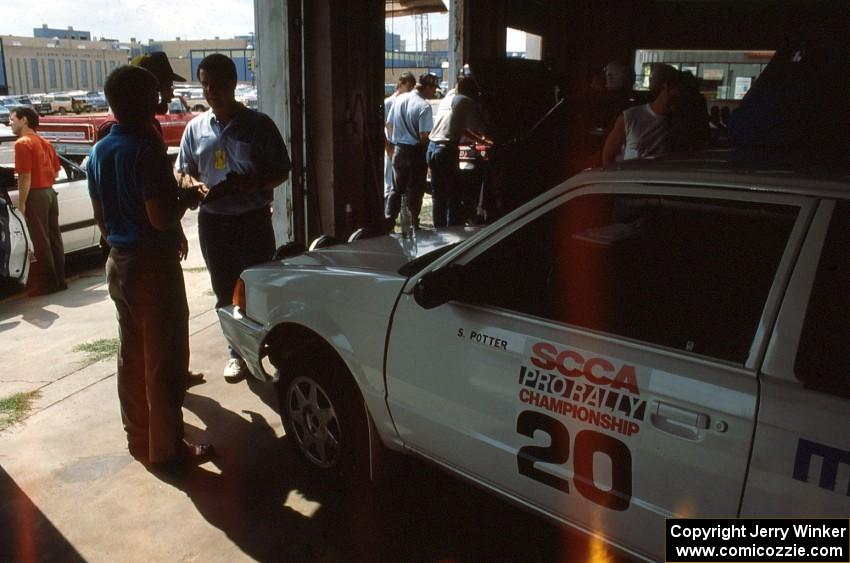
[179,440,215,462]
[151,440,215,470]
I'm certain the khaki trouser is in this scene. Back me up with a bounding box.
[24,188,64,292]
[106,246,188,463]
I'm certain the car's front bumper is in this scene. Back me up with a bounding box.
[216,305,274,382]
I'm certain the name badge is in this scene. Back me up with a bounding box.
[214,149,227,170]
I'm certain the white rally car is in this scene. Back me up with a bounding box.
[218,153,850,562]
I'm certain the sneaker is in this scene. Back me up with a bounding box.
[223,358,248,383]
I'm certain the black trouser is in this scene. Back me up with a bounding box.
[386,143,427,225]
[107,246,188,463]
[198,207,275,357]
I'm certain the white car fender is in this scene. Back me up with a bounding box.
[244,268,407,449]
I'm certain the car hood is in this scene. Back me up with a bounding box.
[279,227,479,274]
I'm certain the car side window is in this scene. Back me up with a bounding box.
[461,193,798,363]
[794,202,850,399]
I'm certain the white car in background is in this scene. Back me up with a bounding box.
[1,137,101,282]
[218,153,850,562]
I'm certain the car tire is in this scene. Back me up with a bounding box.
[276,350,369,483]
[58,107,66,115]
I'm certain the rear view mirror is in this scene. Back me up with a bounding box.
[414,265,464,309]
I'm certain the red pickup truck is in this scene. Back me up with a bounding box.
[38,97,199,160]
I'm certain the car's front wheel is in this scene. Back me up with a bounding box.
[277,352,369,482]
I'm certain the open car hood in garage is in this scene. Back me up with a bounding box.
[275,227,478,274]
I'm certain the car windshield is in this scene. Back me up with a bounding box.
[398,242,460,277]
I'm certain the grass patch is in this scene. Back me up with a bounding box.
[0,391,40,430]
[183,266,208,273]
[73,338,120,364]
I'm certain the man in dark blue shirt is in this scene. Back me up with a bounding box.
[88,65,211,467]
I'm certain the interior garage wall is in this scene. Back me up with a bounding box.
[290,0,849,239]
[303,0,386,240]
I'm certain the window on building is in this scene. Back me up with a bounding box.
[16,59,24,92]
[80,61,88,88]
[96,61,103,88]
[48,59,57,89]
[31,59,40,89]
[506,27,542,61]
[64,60,73,87]
[459,193,798,363]
[795,203,850,399]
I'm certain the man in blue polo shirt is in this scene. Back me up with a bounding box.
[87,65,211,467]
[177,53,291,382]
[385,72,438,229]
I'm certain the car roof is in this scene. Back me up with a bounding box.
[571,149,850,200]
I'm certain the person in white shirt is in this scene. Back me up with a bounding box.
[602,64,682,165]
[426,75,490,227]
[383,73,416,213]
[385,72,438,228]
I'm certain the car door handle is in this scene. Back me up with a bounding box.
[650,400,710,441]
[652,400,709,428]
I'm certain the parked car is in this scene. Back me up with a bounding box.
[84,92,108,112]
[217,152,850,563]
[49,94,89,115]
[27,94,53,115]
[0,105,9,125]
[1,95,34,111]
[175,87,208,112]
[37,97,197,159]
[0,139,101,283]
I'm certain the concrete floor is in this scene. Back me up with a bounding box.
[0,211,629,563]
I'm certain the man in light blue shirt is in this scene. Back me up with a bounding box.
[178,54,291,382]
[385,72,438,228]
[384,72,415,212]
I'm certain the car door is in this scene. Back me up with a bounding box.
[745,199,850,517]
[386,184,812,560]
[52,155,98,252]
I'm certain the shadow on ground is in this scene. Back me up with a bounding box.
[0,465,86,563]
[152,384,633,563]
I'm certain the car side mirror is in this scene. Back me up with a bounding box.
[414,265,464,309]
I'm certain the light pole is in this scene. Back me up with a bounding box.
[246,37,255,88]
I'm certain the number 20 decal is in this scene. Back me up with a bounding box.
[516,410,632,511]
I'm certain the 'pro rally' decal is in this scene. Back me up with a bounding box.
[518,340,647,437]
[514,340,644,510]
